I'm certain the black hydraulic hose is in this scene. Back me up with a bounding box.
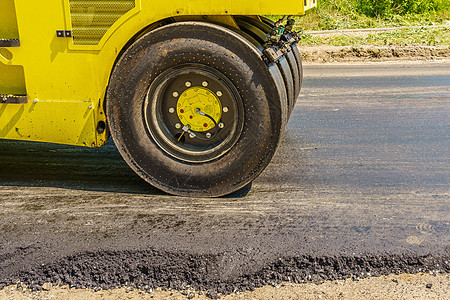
[196,108,218,128]
[193,108,219,141]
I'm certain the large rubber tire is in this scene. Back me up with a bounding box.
[106,22,287,197]
[286,50,301,102]
[234,16,298,116]
[291,44,304,107]
[258,15,303,104]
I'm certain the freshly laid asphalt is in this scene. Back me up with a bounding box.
[0,62,448,296]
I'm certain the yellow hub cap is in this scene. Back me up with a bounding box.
[177,87,222,132]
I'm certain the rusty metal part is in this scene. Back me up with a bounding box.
[0,94,27,104]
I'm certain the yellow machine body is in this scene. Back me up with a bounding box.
[0,0,316,147]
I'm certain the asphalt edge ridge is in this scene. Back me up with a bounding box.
[1,247,449,297]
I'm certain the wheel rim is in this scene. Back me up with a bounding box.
[144,64,244,163]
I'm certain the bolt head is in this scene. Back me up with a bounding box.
[172,92,179,98]
[218,122,224,128]
[202,81,208,87]
[169,107,175,113]
[175,123,181,129]
[223,107,229,113]
[216,91,223,97]
[185,81,192,87]
[206,133,212,138]
[189,133,195,139]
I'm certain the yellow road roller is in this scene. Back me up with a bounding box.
[0,0,317,196]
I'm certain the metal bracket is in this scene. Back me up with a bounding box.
[0,94,28,104]
[56,30,72,38]
[263,15,302,65]
[0,39,20,47]
[263,32,301,64]
[263,48,285,64]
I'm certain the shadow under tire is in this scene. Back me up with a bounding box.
[106,22,286,197]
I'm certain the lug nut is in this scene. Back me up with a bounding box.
[172,91,179,97]
[218,122,224,128]
[216,91,223,97]
[202,81,208,87]
[185,81,192,87]
[169,107,175,113]
[175,123,181,129]
[223,107,229,113]
[206,132,212,138]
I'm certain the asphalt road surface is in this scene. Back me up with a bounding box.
[0,62,448,296]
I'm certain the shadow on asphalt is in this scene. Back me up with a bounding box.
[0,139,163,195]
[0,139,252,198]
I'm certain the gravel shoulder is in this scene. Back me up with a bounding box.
[1,273,448,299]
[300,25,450,62]
[300,44,450,63]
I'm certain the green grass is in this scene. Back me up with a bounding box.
[267,0,450,31]
[266,0,449,46]
[298,27,450,46]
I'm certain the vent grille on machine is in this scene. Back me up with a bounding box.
[68,0,135,45]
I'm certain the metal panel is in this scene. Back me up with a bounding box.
[0,94,27,104]
[3,0,315,147]
[0,0,20,39]
[0,101,98,147]
[0,39,20,47]
[68,0,135,45]
[0,63,26,96]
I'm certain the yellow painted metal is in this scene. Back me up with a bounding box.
[0,64,26,95]
[173,15,239,29]
[304,0,318,11]
[0,0,316,148]
[177,87,222,132]
[66,0,137,46]
[0,100,99,146]
[0,0,19,39]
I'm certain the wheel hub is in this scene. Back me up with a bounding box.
[144,64,244,163]
[176,87,222,132]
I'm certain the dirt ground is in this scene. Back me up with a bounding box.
[1,273,448,299]
[300,44,450,63]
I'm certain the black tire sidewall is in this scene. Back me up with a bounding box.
[107,22,284,196]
